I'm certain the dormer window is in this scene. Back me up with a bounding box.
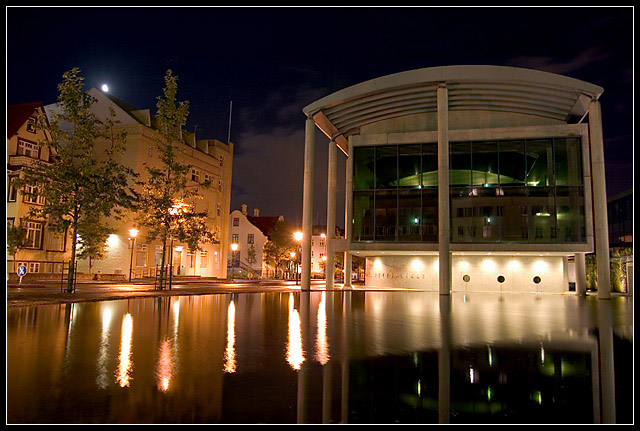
[26,117,36,133]
[17,139,39,158]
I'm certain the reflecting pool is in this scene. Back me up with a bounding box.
[6,292,633,424]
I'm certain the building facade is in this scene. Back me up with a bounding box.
[228,205,276,277]
[300,65,612,296]
[7,102,72,277]
[36,87,233,279]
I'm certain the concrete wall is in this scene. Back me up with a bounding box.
[365,254,569,293]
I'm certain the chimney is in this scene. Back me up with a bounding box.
[241,204,247,215]
[253,208,260,217]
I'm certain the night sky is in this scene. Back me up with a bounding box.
[7,7,633,227]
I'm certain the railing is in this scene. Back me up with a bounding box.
[60,260,78,293]
[227,259,263,279]
[154,265,173,290]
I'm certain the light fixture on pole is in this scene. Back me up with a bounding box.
[128,228,138,283]
[293,231,302,285]
[289,251,296,281]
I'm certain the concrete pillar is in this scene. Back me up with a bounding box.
[326,139,337,289]
[437,85,451,295]
[343,141,353,289]
[301,116,315,291]
[588,99,611,299]
[575,252,587,297]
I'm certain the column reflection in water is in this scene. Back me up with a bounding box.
[296,291,311,424]
[116,313,134,388]
[438,295,452,424]
[341,292,352,424]
[223,300,237,373]
[597,300,616,424]
[96,307,112,389]
[322,292,336,424]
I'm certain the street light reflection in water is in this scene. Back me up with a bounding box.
[6,291,633,424]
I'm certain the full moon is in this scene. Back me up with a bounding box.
[101,84,109,92]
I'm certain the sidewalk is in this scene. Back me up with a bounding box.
[6,278,353,308]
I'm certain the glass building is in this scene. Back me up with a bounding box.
[300,66,610,296]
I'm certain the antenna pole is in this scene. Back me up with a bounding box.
[227,100,233,144]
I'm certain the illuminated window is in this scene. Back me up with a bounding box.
[136,244,148,267]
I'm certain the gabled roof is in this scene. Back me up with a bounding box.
[303,65,604,154]
[7,101,44,139]
[247,215,281,238]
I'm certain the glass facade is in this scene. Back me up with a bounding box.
[352,138,586,244]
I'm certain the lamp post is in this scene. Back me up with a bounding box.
[322,254,327,280]
[230,243,238,279]
[128,228,138,283]
[293,231,303,285]
[290,251,296,282]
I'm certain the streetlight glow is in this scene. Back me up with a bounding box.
[230,243,238,251]
[293,231,303,242]
[128,228,138,238]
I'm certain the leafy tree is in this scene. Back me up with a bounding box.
[13,68,135,292]
[75,213,113,275]
[7,224,27,272]
[263,220,297,278]
[135,70,216,289]
[247,243,257,264]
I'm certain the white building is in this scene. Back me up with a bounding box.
[299,65,611,297]
[229,204,283,277]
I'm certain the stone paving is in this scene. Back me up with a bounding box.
[6,278,364,308]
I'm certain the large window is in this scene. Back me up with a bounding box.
[352,137,586,244]
[23,221,43,249]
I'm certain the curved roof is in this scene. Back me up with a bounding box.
[302,65,603,151]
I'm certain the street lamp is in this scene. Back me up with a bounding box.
[289,251,296,281]
[322,254,327,280]
[128,228,138,283]
[230,243,238,279]
[293,231,302,285]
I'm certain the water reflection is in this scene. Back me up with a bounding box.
[316,292,330,365]
[287,293,304,370]
[223,300,236,373]
[116,313,133,387]
[6,292,633,424]
[96,308,112,389]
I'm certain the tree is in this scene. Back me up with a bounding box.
[13,68,135,292]
[135,70,216,289]
[263,220,296,279]
[7,224,27,273]
[75,214,113,275]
